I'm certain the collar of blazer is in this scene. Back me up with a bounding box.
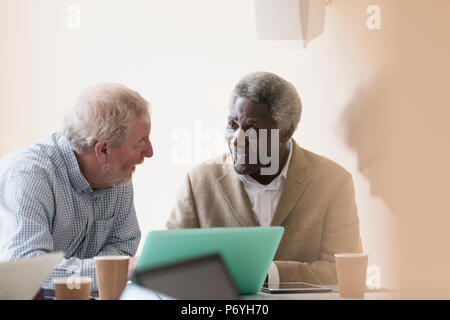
[216,139,312,227]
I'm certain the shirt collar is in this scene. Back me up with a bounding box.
[56,133,93,194]
[239,139,293,191]
[278,139,293,181]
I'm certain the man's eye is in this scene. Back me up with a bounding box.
[134,140,146,148]
[227,121,237,129]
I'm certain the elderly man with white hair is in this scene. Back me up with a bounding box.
[0,83,153,291]
[167,72,361,285]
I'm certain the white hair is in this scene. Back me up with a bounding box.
[229,72,302,135]
[62,83,150,153]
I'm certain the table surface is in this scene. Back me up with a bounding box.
[244,287,396,300]
[119,283,397,300]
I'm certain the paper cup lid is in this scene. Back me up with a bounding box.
[93,255,130,261]
[53,277,92,284]
[334,253,369,258]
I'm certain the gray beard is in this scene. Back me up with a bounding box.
[100,161,132,187]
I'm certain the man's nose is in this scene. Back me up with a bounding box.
[233,129,250,149]
[232,134,238,148]
[144,140,153,158]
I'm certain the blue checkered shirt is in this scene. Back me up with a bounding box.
[0,133,141,291]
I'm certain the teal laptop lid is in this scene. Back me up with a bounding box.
[135,226,284,295]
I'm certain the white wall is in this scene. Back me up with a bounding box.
[0,0,399,289]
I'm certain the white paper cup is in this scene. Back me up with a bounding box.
[53,277,92,300]
[94,256,129,300]
[335,253,369,298]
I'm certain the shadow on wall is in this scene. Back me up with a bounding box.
[340,64,450,298]
[339,70,400,214]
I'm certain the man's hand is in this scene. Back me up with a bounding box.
[127,256,139,281]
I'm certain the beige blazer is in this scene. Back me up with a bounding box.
[167,139,361,285]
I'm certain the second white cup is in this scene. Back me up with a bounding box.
[335,253,369,298]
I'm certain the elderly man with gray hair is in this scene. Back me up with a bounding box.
[167,72,361,285]
[0,83,153,291]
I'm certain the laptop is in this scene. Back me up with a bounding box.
[0,252,63,300]
[135,226,284,295]
[120,283,174,300]
[133,253,240,300]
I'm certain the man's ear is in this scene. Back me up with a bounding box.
[94,141,108,163]
[280,126,294,143]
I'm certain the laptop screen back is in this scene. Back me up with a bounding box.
[134,254,240,300]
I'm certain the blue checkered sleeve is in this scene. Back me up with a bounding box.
[0,168,97,289]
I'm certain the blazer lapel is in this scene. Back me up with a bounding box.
[271,140,312,226]
[216,158,259,227]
